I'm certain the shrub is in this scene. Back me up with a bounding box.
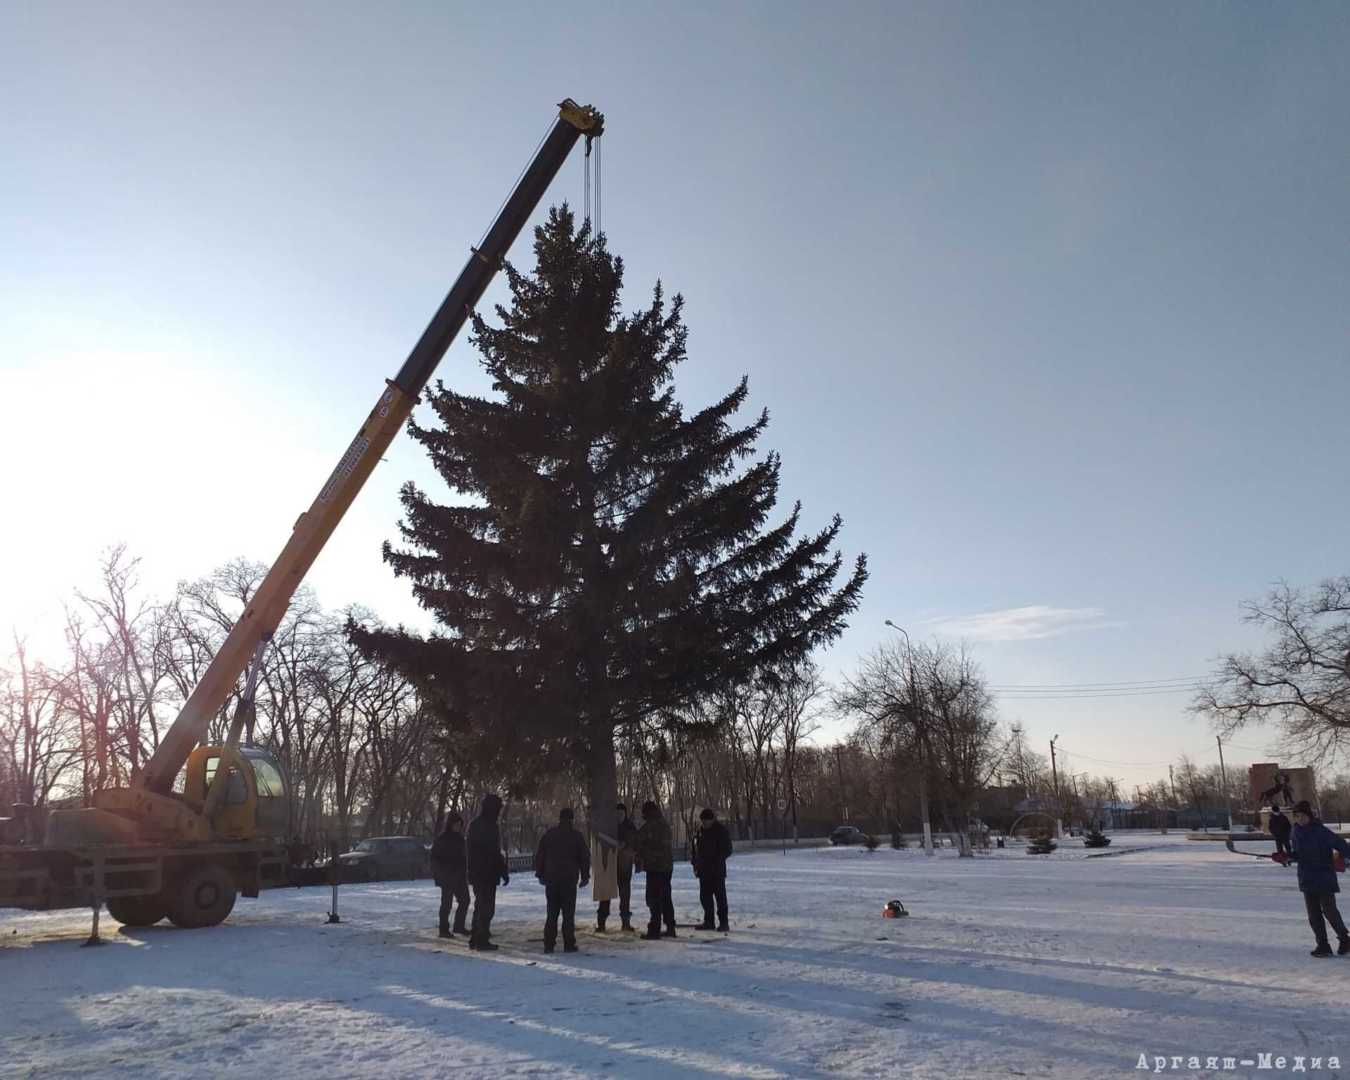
[1025,831,1057,855]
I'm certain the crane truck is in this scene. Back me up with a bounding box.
[0,98,604,936]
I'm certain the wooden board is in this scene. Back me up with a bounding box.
[590,833,618,903]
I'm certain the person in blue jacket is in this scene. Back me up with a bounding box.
[1275,800,1350,957]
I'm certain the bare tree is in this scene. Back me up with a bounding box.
[836,638,1003,855]
[1194,577,1350,761]
[0,636,81,807]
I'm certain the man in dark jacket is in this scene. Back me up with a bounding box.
[534,807,591,953]
[466,793,510,951]
[634,800,676,940]
[431,811,469,938]
[1275,800,1350,957]
[691,807,734,932]
[596,802,638,933]
[1268,807,1292,858]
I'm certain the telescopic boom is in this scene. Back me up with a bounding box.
[139,99,604,794]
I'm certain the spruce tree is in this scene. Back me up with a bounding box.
[352,207,867,834]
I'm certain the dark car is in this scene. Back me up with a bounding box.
[335,836,430,882]
[830,825,866,846]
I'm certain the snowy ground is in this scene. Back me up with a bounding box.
[3,833,1347,1079]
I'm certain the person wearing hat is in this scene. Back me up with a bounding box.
[431,810,469,939]
[691,807,734,932]
[634,800,676,939]
[1274,800,1350,957]
[533,808,591,953]
[596,802,638,933]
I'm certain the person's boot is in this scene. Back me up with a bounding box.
[563,942,579,953]
[642,924,662,941]
[439,927,453,939]
[544,943,554,954]
[596,919,607,933]
[718,922,729,933]
[1338,936,1350,956]
[1311,942,1333,957]
[621,918,634,932]
[696,920,715,931]
[662,925,678,938]
[453,921,469,936]
[478,940,500,951]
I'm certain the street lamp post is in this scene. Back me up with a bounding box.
[884,620,934,856]
[1049,734,1062,838]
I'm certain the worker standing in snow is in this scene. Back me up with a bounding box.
[533,807,591,953]
[466,793,510,951]
[596,802,637,933]
[431,811,469,939]
[691,807,734,932]
[1268,806,1292,858]
[634,800,677,939]
[1275,800,1350,957]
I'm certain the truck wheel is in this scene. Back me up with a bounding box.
[167,863,237,928]
[106,895,167,927]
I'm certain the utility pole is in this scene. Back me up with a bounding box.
[1049,735,1062,837]
[1216,735,1234,833]
[885,620,933,856]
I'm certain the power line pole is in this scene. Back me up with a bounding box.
[1049,735,1062,838]
[1216,735,1234,833]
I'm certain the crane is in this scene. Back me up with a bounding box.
[0,98,604,933]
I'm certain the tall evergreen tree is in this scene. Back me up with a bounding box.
[352,207,867,837]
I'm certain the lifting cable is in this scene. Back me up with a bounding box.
[582,131,603,240]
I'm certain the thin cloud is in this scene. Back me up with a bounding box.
[921,605,1117,642]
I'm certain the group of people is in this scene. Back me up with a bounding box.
[429,795,735,954]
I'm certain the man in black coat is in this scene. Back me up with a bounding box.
[596,802,638,933]
[691,807,734,932]
[466,792,510,951]
[431,811,469,938]
[1268,806,1292,858]
[634,800,676,939]
[534,807,591,953]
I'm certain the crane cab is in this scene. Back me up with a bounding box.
[184,745,289,842]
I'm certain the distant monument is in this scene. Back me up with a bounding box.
[1249,762,1318,825]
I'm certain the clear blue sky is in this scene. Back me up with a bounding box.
[4,3,1348,787]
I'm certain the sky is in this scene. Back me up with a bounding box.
[3,2,1349,789]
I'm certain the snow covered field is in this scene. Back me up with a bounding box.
[3,834,1346,1079]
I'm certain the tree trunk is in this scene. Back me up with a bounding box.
[587,723,619,854]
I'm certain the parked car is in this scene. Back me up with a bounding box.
[830,825,866,846]
[334,836,430,882]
